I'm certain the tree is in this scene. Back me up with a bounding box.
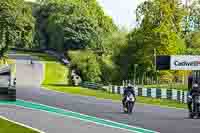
[101,31,128,56]
[136,0,187,55]
[0,0,34,57]
[186,31,200,48]
[33,0,117,52]
[68,50,102,82]
[111,0,187,83]
[185,0,200,32]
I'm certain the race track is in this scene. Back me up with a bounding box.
[0,55,140,133]
[6,54,200,133]
[0,105,134,133]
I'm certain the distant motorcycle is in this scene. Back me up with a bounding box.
[189,93,200,119]
[124,92,135,114]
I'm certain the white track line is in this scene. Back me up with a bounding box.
[0,115,46,133]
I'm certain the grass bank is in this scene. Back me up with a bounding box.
[0,117,39,133]
[43,85,187,109]
[13,50,69,85]
[42,62,69,85]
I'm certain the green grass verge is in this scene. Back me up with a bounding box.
[0,118,39,133]
[43,85,187,109]
[144,84,188,91]
[42,62,69,85]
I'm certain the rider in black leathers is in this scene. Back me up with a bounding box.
[122,84,135,110]
[188,80,200,114]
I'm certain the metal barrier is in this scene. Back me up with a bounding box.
[79,81,188,103]
[108,85,188,103]
[80,82,105,90]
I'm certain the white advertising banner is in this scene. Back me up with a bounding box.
[170,55,200,70]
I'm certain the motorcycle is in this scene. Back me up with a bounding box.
[124,92,135,114]
[189,93,200,119]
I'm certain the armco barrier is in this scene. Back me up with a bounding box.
[80,82,104,90]
[108,86,188,103]
[80,82,188,103]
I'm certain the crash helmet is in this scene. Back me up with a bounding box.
[193,80,199,88]
[127,83,133,88]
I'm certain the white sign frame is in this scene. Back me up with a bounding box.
[170,55,200,70]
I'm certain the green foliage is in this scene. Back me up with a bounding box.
[42,62,69,85]
[184,48,200,55]
[159,71,174,83]
[101,31,128,55]
[112,29,155,81]
[5,0,200,85]
[185,31,200,48]
[184,0,200,32]
[136,0,187,55]
[99,55,120,84]
[109,0,189,84]
[62,16,98,49]
[33,0,117,51]
[68,50,102,82]
[0,0,34,57]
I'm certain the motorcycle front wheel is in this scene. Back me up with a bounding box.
[127,102,134,114]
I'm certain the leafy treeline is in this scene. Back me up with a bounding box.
[1,0,200,84]
[0,0,34,57]
[33,0,117,51]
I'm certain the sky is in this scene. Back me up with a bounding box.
[97,0,188,29]
[97,0,145,29]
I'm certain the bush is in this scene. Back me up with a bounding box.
[159,71,174,84]
[68,50,102,83]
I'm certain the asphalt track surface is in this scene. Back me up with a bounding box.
[8,54,200,133]
[0,105,134,133]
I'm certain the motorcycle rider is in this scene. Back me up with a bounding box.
[122,83,136,111]
[187,80,200,115]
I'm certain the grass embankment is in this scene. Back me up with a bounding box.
[42,62,69,85]
[0,118,39,133]
[144,84,187,91]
